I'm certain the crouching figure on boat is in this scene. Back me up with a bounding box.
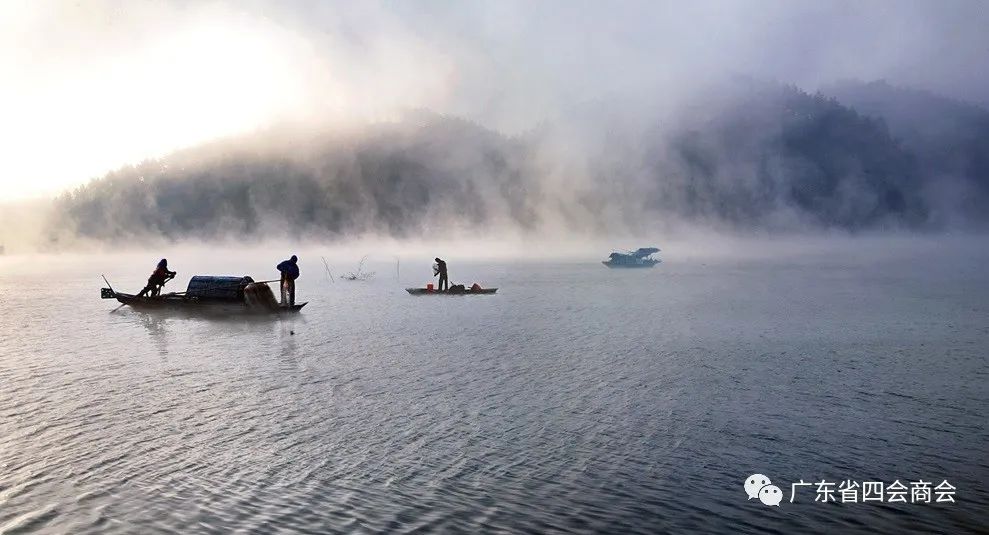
[101,272,307,315]
[136,258,176,297]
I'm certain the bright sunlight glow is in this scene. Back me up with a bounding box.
[0,3,314,201]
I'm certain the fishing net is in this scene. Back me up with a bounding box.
[243,282,279,310]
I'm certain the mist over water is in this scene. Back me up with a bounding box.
[37,81,989,248]
[4,2,989,533]
[3,1,989,248]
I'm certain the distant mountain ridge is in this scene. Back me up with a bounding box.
[824,80,989,226]
[48,80,989,244]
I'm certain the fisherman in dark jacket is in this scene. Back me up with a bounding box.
[277,255,300,306]
[434,257,449,292]
[136,258,176,297]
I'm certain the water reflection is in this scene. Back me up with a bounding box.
[139,314,170,356]
[109,305,307,359]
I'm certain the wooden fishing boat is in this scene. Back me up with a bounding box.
[405,287,497,295]
[102,275,306,314]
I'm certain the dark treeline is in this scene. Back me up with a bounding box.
[51,114,540,242]
[49,80,989,243]
[824,79,989,227]
[639,81,930,230]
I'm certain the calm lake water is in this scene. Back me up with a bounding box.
[1,240,987,533]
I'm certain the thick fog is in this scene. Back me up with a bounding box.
[3,0,989,251]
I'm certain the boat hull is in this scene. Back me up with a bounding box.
[601,260,660,268]
[113,293,306,314]
[406,288,498,295]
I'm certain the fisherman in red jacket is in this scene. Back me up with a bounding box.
[136,258,176,297]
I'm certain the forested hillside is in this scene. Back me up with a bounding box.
[825,79,989,226]
[49,80,987,243]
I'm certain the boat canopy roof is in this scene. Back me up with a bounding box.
[186,275,254,299]
[632,247,660,257]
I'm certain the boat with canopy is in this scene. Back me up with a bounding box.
[101,275,306,314]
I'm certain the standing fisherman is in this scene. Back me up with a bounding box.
[434,257,449,292]
[136,258,176,297]
[277,255,300,306]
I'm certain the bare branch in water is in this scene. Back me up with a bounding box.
[341,255,375,281]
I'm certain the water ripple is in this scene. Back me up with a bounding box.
[1,255,987,533]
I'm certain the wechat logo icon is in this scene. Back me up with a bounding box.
[745,474,783,506]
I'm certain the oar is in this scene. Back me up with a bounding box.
[321,256,335,283]
[102,275,130,313]
[102,274,116,294]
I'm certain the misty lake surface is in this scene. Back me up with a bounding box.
[1,240,987,534]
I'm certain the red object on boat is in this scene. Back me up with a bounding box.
[426,283,434,291]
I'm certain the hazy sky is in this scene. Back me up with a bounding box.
[2,0,987,201]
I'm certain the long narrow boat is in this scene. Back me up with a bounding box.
[102,275,306,314]
[406,287,497,295]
